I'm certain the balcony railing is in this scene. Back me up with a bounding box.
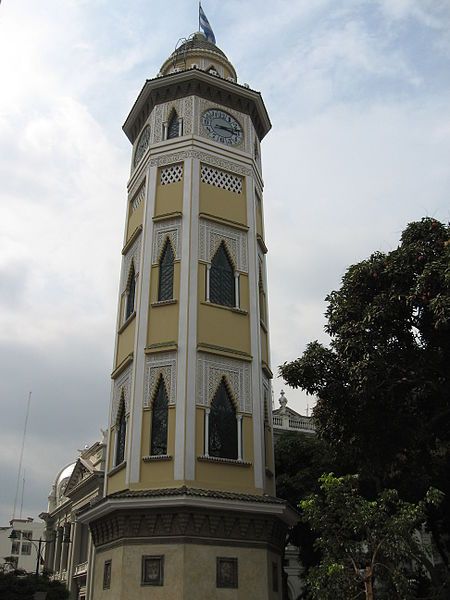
[273,414,315,433]
[73,561,88,577]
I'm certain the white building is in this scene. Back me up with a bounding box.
[0,517,45,573]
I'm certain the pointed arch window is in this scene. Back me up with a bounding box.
[125,262,136,321]
[209,242,236,307]
[158,239,175,302]
[166,110,181,139]
[150,377,169,456]
[115,395,127,466]
[208,379,238,460]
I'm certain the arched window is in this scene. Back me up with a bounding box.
[158,239,175,301]
[115,395,126,465]
[167,111,180,139]
[125,262,136,320]
[209,379,238,460]
[210,242,235,307]
[151,377,169,456]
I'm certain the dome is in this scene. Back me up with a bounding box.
[56,463,76,487]
[171,32,228,60]
[159,32,237,81]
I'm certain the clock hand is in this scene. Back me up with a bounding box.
[216,124,238,134]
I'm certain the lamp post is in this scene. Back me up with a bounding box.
[9,530,55,577]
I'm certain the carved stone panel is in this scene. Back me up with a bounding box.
[144,353,177,407]
[112,364,133,423]
[197,353,252,413]
[199,218,248,272]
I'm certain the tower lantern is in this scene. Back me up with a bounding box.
[81,30,296,599]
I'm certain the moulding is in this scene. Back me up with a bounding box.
[145,343,178,354]
[117,311,136,335]
[107,462,126,477]
[122,226,143,255]
[152,211,183,222]
[198,212,248,231]
[142,455,173,463]
[197,456,252,467]
[196,343,252,362]
[111,354,134,380]
[256,234,268,254]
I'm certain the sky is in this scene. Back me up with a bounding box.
[0,0,449,526]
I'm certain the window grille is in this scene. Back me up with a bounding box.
[160,163,183,185]
[21,542,31,555]
[167,111,180,139]
[158,240,174,301]
[209,380,238,460]
[210,243,235,307]
[150,378,169,456]
[103,560,112,590]
[201,165,242,194]
[216,557,238,588]
[125,263,136,320]
[115,398,126,465]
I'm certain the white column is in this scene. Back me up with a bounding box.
[204,408,210,457]
[237,415,243,460]
[234,272,240,309]
[206,264,211,302]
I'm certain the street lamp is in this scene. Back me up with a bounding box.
[9,530,54,577]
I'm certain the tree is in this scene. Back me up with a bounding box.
[280,218,450,572]
[300,473,443,600]
[0,572,69,600]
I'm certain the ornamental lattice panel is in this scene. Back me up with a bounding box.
[200,164,243,194]
[160,163,183,185]
[144,353,177,407]
[112,364,133,423]
[130,184,145,213]
[197,353,252,413]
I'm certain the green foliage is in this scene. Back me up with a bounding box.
[0,572,69,600]
[300,474,443,600]
[280,218,450,571]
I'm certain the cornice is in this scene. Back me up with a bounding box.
[123,69,271,145]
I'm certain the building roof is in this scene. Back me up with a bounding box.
[108,485,286,505]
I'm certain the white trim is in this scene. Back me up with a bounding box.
[237,414,243,460]
[204,408,210,457]
[205,264,211,302]
[174,157,192,479]
[246,178,265,490]
[78,495,297,526]
[128,165,157,484]
[185,157,200,480]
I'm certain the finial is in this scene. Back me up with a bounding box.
[278,390,288,414]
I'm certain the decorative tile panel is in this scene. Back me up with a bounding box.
[130,184,145,213]
[160,163,183,185]
[149,150,252,177]
[199,219,248,272]
[121,233,142,292]
[201,164,242,194]
[144,353,177,407]
[112,364,132,423]
[152,218,182,264]
[197,353,252,413]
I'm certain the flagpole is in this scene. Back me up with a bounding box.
[198,2,201,32]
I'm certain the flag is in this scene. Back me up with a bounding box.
[199,4,216,45]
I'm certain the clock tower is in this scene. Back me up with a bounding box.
[81,32,296,599]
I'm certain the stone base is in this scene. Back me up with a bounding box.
[80,487,297,600]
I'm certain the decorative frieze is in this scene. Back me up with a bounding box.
[144,353,177,407]
[149,149,251,177]
[89,505,287,553]
[112,364,132,423]
[199,218,248,272]
[197,353,252,413]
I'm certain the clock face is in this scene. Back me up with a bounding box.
[134,125,151,167]
[202,109,243,146]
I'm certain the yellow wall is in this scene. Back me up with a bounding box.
[154,178,183,218]
[93,542,281,600]
[116,318,135,367]
[260,325,269,366]
[127,201,144,241]
[194,408,256,493]
[197,265,251,355]
[199,182,247,226]
[256,195,264,239]
[136,407,175,488]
